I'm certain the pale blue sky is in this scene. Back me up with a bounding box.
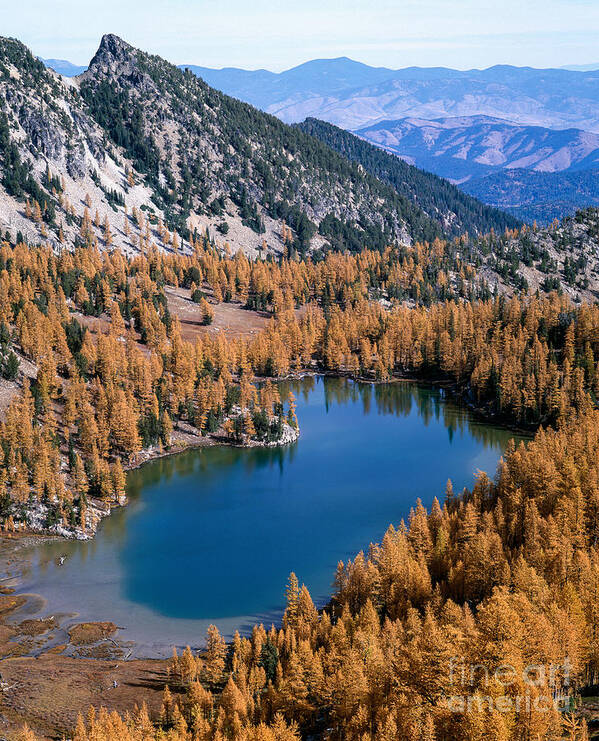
[5,0,599,71]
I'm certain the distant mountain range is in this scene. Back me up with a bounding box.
[40,54,599,224]
[356,116,599,182]
[180,58,599,133]
[353,115,599,223]
[40,57,87,76]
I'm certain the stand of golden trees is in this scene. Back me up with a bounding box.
[2,235,599,739]
[0,241,297,533]
[18,411,598,739]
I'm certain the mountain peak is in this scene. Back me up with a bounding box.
[98,33,131,53]
[88,34,135,69]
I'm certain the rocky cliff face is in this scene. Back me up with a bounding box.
[0,40,91,171]
[0,37,127,249]
[87,33,134,70]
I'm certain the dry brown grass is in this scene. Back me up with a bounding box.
[0,654,168,739]
[67,622,118,646]
[165,285,270,341]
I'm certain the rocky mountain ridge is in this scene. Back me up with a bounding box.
[38,51,599,228]
[296,118,518,237]
[0,34,519,258]
[178,58,599,224]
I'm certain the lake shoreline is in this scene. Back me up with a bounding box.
[0,419,302,659]
[284,368,535,437]
[2,418,300,543]
[2,370,528,544]
[0,375,522,665]
[0,534,152,663]
[0,372,525,637]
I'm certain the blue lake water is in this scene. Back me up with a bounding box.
[16,377,519,656]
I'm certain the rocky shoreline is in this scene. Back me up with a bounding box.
[6,419,300,542]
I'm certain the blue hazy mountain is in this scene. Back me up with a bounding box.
[462,168,599,224]
[40,57,87,76]
[356,116,599,182]
[180,59,599,132]
[561,63,599,71]
[179,57,401,111]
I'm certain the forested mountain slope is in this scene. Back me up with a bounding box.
[180,58,599,224]
[77,34,450,253]
[463,167,599,224]
[3,35,523,260]
[296,117,520,237]
[461,207,599,301]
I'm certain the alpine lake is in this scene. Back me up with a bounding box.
[14,376,523,657]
